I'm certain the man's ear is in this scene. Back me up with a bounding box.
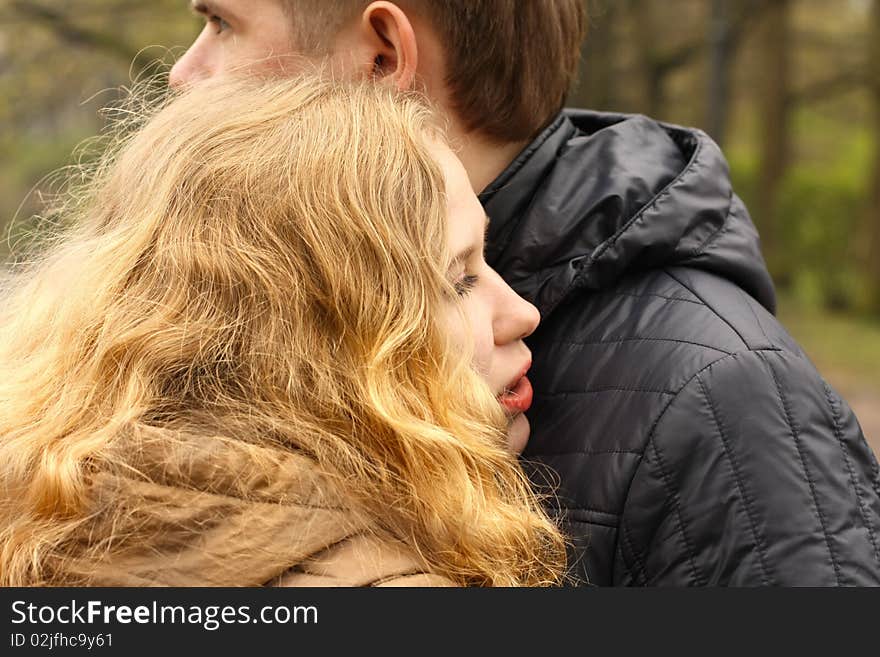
[360,1,418,90]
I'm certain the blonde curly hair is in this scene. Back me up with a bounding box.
[0,74,565,586]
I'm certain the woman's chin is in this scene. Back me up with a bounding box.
[506,413,531,455]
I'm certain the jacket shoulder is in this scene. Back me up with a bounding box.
[615,329,880,585]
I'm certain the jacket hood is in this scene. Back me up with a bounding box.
[479,109,776,318]
[62,428,360,586]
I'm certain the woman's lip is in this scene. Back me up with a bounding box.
[506,361,531,391]
[498,375,533,415]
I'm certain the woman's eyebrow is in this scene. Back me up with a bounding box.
[449,215,491,269]
[449,247,475,270]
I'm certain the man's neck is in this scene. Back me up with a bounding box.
[449,129,529,194]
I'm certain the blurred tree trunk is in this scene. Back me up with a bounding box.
[627,0,707,120]
[573,0,618,110]
[866,0,880,312]
[629,0,666,117]
[708,0,774,146]
[707,0,734,146]
[756,0,792,279]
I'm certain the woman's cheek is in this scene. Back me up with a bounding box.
[440,297,493,379]
[467,309,496,380]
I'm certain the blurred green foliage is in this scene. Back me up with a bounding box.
[730,110,873,313]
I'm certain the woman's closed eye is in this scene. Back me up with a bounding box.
[454,274,479,297]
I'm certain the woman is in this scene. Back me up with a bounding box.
[0,75,565,586]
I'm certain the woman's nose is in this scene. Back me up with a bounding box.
[493,273,541,344]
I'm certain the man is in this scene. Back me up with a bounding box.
[170,0,880,585]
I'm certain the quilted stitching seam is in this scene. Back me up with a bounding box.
[696,373,773,585]
[760,351,843,585]
[645,438,705,585]
[822,382,880,569]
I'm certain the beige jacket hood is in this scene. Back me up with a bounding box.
[64,428,451,587]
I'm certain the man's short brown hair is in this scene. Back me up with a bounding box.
[284,1,587,142]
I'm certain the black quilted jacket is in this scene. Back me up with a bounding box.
[480,109,880,586]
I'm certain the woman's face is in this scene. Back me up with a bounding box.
[433,142,541,454]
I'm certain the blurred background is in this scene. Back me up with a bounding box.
[0,0,877,448]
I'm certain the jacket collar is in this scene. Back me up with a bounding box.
[479,109,776,317]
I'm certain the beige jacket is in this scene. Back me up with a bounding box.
[67,429,452,587]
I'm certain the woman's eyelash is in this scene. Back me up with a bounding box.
[454,274,478,296]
